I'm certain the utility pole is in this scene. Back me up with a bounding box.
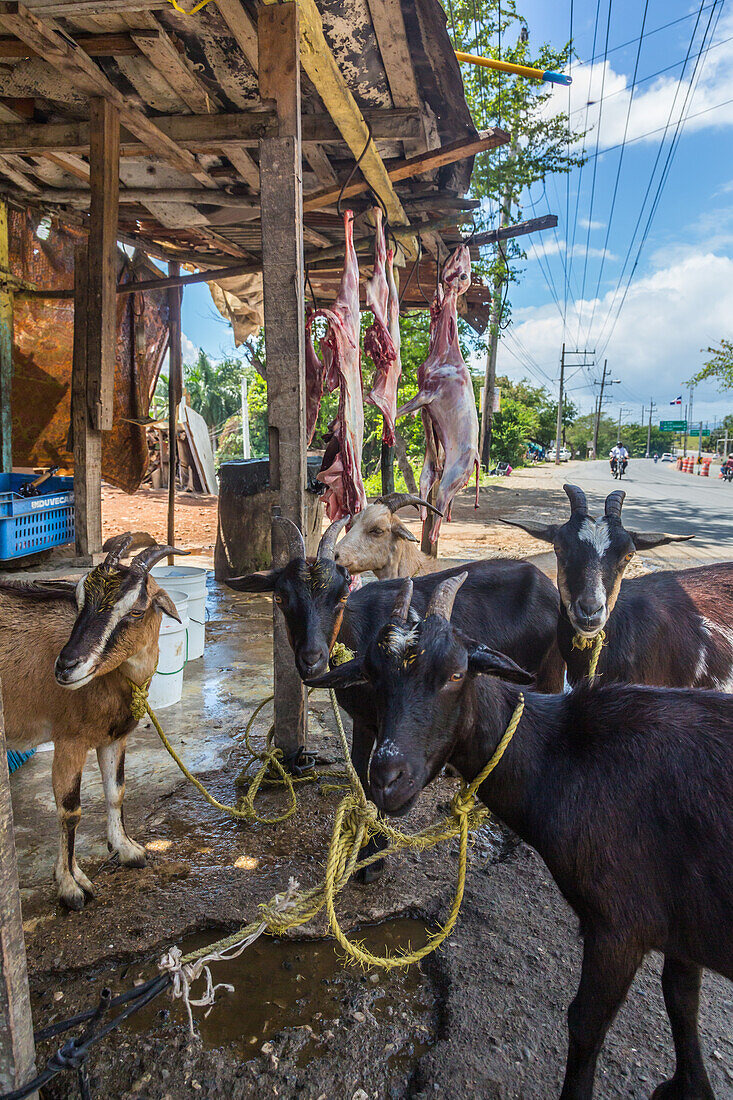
[555,342,565,465]
[646,400,656,458]
[480,133,518,470]
[592,360,619,460]
[617,405,629,439]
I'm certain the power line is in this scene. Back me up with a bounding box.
[574,2,717,70]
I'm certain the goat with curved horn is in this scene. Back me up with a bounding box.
[273,517,306,562]
[426,571,468,621]
[317,515,349,561]
[391,579,413,624]
[375,492,444,518]
[129,544,189,575]
[605,490,626,520]
[563,484,588,515]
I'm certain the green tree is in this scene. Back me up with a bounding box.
[688,339,733,390]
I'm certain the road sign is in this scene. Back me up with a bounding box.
[688,428,711,436]
[659,420,687,431]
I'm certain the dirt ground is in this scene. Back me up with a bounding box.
[13,467,733,1099]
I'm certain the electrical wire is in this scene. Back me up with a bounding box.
[574,2,717,70]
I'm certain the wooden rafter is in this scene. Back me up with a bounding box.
[214,0,257,73]
[0,108,422,155]
[0,31,139,56]
[303,128,509,211]
[131,28,221,115]
[0,2,218,189]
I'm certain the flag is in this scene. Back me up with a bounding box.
[670,395,682,405]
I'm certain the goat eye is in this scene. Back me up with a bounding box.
[370,528,384,536]
[340,594,349,603]
[449,671,464,682]
[274,594,283,605]
[625,552,634,562]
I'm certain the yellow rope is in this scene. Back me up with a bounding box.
[164,0,214,14]
[571,630,606,681]
[135,669,525,973]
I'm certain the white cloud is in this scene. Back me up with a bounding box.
[543,12,733,151]
[498,250,733,419]
[579,218,605,230]
[182,332,198,364]
[528,236,616,262]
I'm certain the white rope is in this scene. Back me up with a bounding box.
[158,878,301,1035]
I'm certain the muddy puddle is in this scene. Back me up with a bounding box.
[123,919,435,1071]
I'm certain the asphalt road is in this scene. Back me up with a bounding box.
[548,457,733,564]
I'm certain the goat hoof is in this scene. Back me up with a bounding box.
[355,860,384,885]
[58,881,87,911]
[651,1077,715,1100]
[117,839,147,869]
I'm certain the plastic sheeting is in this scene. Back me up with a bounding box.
[10,209,170,493]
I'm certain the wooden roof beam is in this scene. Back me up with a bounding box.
[262,0,415,256]
[0,31,140,56]
[214,0,258,74]
[303,127,509,211]
[130,28,221,115]
[0,3,218,189]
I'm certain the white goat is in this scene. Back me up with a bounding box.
[333,493,443,579]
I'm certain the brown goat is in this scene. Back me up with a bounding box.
[1,535,184,909]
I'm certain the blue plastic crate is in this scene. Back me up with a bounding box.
[0,473,75,561]
[7,748,35,774]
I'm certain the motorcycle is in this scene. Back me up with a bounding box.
[722,465,733,483]
[610,456,628,480]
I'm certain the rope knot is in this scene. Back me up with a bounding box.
[128,679,150,722]
[330,641,355,666]
[451,788,476,819]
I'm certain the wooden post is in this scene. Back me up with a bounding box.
[0,683,38,1100]
[380,427,394,495]
[86,98,119,432]
[0,202,13,472]
[259,2,308,755]
[420,483,439,557]
[167,263,182,560]
[72,241,102,558]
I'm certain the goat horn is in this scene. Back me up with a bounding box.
[317,515,349,561]
[102,532,135,568]
[129,545,189,574]
[391,579,413,624]
[563,484,588,515]
[425,571,468,621]
[273,517,306,561]
[605,490,626,520]
[375,492,444,518]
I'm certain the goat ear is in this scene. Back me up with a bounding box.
[226,570,278,593]
[628,531,695,550]
[467,643,534,685]
[153,589,181,623]
[500,518,556,543]
[304,657,367,689]
[392,519,419,543]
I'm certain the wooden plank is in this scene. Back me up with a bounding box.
[26,1,166,12]
[214,0,257,74]
[468,214,559,247]
[44,151,89,182]
[259,2,307,755]
[0,3,217,187]
[87,97,119,433]
[131,28,220,114]
[0,108,422,154]
[303,143,337,187]
[0,687,38,1100]
[303,128,510,211]
[366,0,420,107]
[262,0,414,253]
[0,30,138,55]
[224,144,259,191]
[0,155,38,192]
[72,240,102,557]
[0,202,11,472]
[167,262,181,559]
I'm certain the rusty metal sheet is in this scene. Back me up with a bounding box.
[10,209,169,493]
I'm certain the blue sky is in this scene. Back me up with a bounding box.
[181,0,733,429]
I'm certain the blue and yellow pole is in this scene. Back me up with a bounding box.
[455,51,572,86]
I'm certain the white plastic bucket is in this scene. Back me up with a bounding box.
[148,588,189,710]
[151,565,208,660]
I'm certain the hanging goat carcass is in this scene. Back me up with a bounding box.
[0,536,185,909]
[365,209,400,445]
[396,245,479,541]
[313,210,367,521]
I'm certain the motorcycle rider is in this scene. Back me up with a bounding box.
[609,440,629,476]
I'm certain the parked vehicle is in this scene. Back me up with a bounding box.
[546,446,571,462]
[660,453,674,462]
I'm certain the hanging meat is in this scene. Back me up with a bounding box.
[313,210,367,521]
[305,308,324,445]
[395,244,479,542]
[364,209,399,445]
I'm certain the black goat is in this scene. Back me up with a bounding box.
[504,484,733,688]
[227,517,563,874]
[313,573,733,1099]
